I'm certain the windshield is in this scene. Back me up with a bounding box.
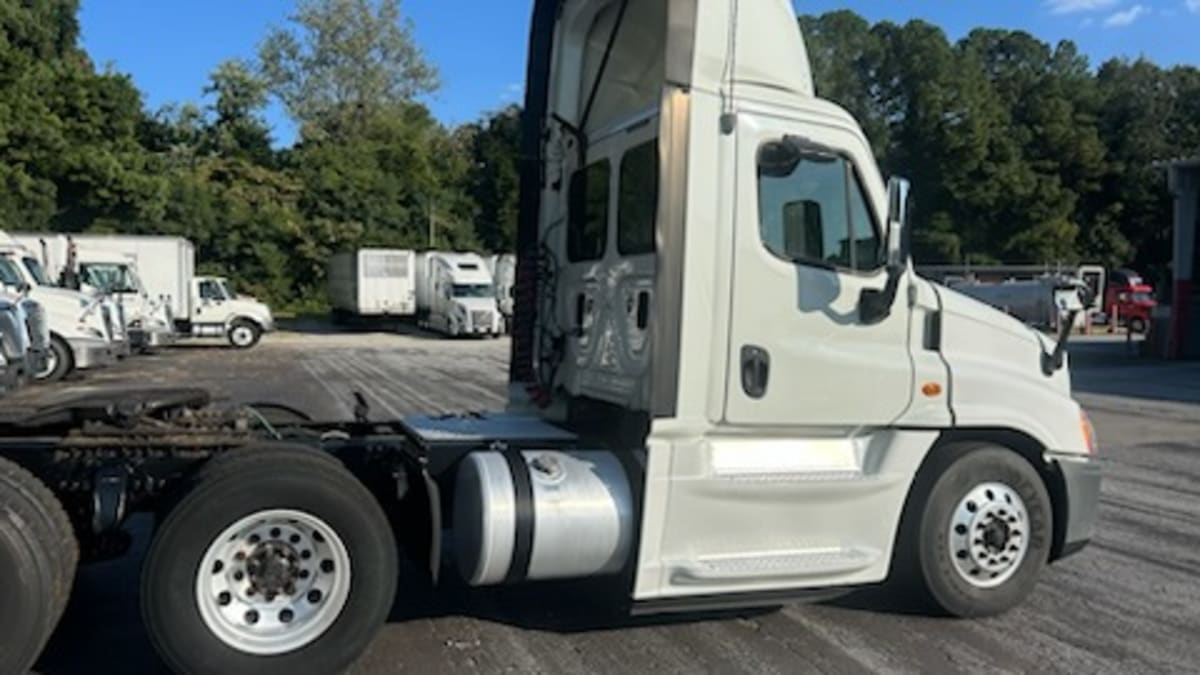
[453,283,494,298]
[0,257,24,287]
[219,279,236,298]
[81,263,141,294]
[22,257,51,286]
[1130,292,1155,303]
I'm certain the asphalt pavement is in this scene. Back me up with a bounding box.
[27,327,1200,674]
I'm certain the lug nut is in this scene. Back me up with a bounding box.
[290,534,301,544]
[308,589,322,603]
[245,610,259,625]
[270,528,281,539]
[218,591,231,606]
[280,609,294,623]
[213,560,224,574]
[301,550,312,560]
[320,559,334,573]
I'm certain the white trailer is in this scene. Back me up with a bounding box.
[327,249,416,319]
[13,233,275,349]
[0,4,1101,674]
[415,251,504,337]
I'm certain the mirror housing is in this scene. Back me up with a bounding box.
[859,177,913,325]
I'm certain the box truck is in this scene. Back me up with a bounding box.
[327,249,417,320]
[415,251,504,336]
[0,4,1100,674]
[0,237,120,381]
[14,233,275,349]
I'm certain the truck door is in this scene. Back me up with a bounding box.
[724,110,913,427]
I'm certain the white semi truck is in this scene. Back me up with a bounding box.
[13,234,176,351]
[0,292,49,393]
[327,248,417,321]
[0,237,120,381]
[15,233,275,349]
[0,3,1100,674]
[415,251,505,336]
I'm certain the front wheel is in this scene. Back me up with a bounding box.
[227,320,262,349]
[1128,317,1148,334]
[36,336,73,382]
[896,444,1052,618]
[141,447,398,674]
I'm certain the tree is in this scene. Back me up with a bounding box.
[259,0,438,137]
[465,105,522,252]
[204,60,274,164]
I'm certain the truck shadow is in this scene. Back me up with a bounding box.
[278,315,447,340]
[1069,339,1200,405]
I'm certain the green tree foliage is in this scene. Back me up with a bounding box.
[800,12,1199,273]
[5,0,1198,311]
[259,0,438,138]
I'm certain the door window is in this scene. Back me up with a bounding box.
[757,143,882,272]
[618,140,658,255]
[198,280,225,301]
[567,160,610,262]
[0,259,23,287]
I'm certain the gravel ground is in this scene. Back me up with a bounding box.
[25,327,1200,674]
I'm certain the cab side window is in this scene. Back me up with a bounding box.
[757,142,882,272]
[567,160,610,262]
[198,280,222,301]
[618,140,658,255]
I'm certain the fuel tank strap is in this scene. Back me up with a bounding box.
[502,448,535,583]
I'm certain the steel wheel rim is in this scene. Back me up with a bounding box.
[37,349,58,380]
[947,482,1029,589]
[195,509,352,655]
[231,326,254,346]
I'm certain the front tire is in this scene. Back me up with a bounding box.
[1129,317,1148,334]
[36,336,73,382]
[896,444,1052,618]
[142,447,398,674]
[227,320,262,349]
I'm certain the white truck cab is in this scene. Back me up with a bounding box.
[0,241,118,381]
[486,0,1100,617]
[0,292,49,392]
[60,248,175,352]
[415,252,505,337]
[486,253,517,331]
[190,276,275,349]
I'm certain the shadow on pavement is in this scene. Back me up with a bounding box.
[1068,339,1200,405]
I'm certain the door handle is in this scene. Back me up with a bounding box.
[741,345,770,399]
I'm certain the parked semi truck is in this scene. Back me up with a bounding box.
[0,3,1100,674]
[15,233,275,349]
[0,236,120,381]
[13,234,176,351]
[328,248,417,321]
[415,251,504,336]
[1078,265,1157,333]
[0,291,48,393]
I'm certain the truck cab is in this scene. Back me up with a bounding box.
[0,241,118,381]
[497,0,1099,615]
[1106,268,1156,333]
[0,292,48,393]
[72,248,176,351]
[185,275,275,349]
[416,252,505,337]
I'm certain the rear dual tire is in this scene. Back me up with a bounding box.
[142,447,398,674]
[0,457,79,674]
[895,444,1052,618]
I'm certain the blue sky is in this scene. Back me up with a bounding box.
[79,1,1200,147]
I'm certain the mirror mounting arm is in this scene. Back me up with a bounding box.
[859,264,904,325]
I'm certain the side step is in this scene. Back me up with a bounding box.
[669,547,879,584]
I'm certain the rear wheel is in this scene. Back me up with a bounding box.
[895,444,1052,618]
[1128,317,1148,334]
[36,336,73,382]
[227,320,262,349]
[0,457,79,674]
[142,447,397,674]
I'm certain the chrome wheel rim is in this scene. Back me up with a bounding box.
[195,509,351,655]
[948,482,1029,589]
[231,326,255,346]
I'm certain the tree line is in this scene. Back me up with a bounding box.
[1,2,1195,310]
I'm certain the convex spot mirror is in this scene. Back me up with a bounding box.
[758,136,839,179]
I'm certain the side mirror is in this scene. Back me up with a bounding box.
[886,176,913,269]
[859,176,913,325]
